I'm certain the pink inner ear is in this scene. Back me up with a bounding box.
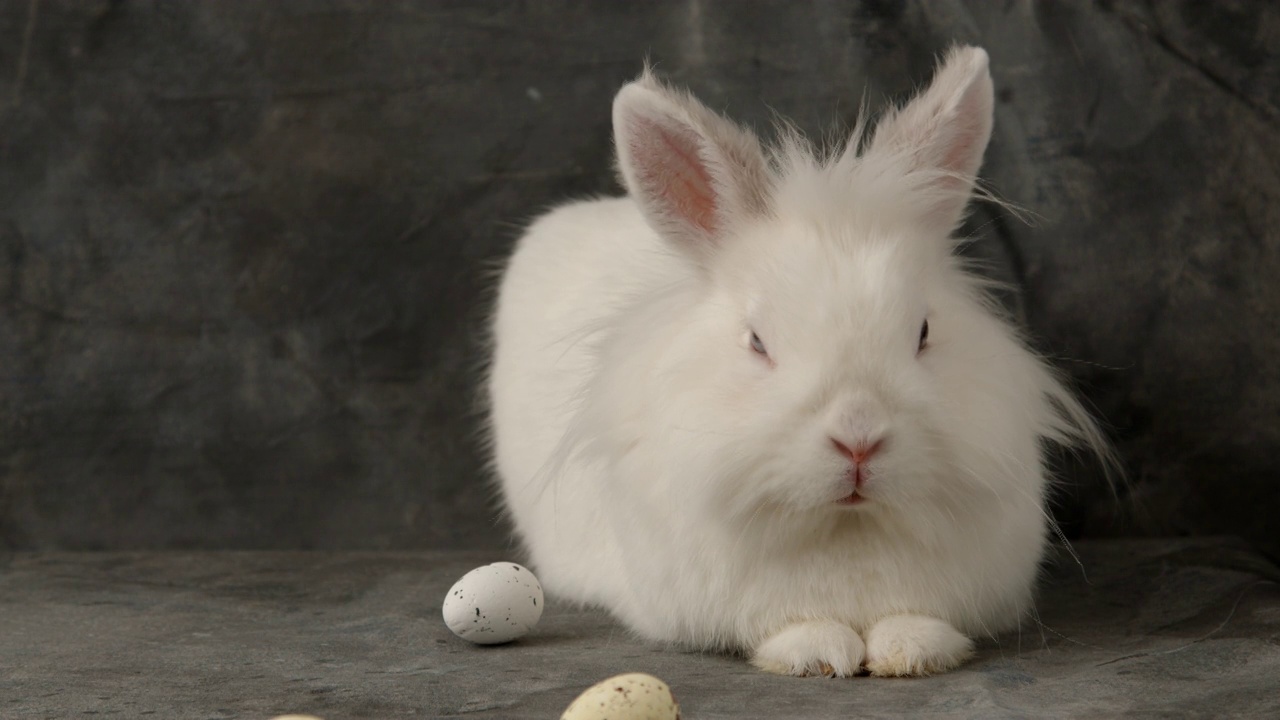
[938,112,983,180]
[630,117,718,235]
[935,74,992,184]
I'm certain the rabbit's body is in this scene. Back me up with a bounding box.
[487,47,1109,677]
[488,197,674,606]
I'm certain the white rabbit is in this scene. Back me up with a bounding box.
[485,46,1113,677]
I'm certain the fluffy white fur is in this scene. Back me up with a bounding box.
[484,46,1113,677]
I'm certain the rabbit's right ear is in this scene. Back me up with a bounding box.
[862,46,994,232]
[612,70,771,265]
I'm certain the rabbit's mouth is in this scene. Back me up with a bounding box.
[835,491,868,506]
[832,463,874,507]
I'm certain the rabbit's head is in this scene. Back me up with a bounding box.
[583,48,1098,526]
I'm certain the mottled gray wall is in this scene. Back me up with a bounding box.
[0,1,1276,555]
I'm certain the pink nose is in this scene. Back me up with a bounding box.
[831,437,886,465]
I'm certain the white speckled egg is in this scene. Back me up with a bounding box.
[561,673,681,720]
[442,562,544,644]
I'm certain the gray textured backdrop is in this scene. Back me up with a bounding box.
[0,1,1276,556]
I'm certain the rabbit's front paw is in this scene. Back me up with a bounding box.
[750,620,865,677]
[864,614,974,677]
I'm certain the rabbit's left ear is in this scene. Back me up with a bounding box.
[612,69,772,266]
[865,46,995,230]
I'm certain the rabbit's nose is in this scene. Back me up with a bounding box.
[830,436,887,465]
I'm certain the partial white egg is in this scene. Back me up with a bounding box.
[561,673,681,720]
[442,562,544,645]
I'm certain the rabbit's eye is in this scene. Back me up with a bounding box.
[749,331,768,357]
[917,319,929,354]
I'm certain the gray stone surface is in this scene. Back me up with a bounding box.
[3,538,1279,719]
[0,1,1278,555]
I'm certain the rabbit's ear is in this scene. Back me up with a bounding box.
[865,46,995,230]
[612,70,771,264]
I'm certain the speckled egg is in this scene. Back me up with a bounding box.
[561,673,681,720]
[442,562,544,644]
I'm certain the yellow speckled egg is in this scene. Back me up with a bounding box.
[561,672,681,720]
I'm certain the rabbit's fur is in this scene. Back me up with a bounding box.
[485,46,1112,677]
